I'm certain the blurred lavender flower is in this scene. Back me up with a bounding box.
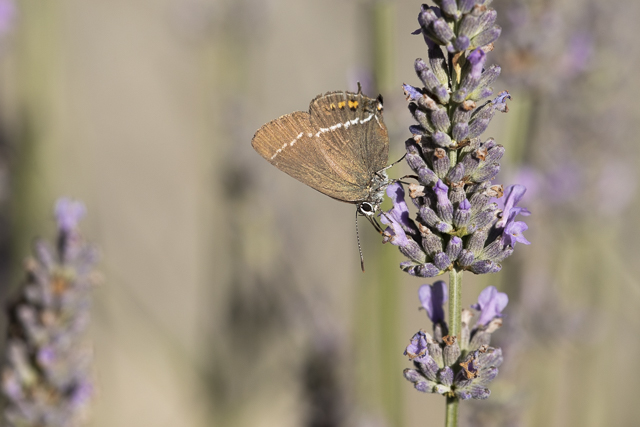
[2,198,98,427]
[54,198,86,234]
[383,2,530,278]
[495,0,594,91]
[0,0,15,35]
[404,285,506,400]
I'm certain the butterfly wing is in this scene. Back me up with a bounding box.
[309,91,389,190]
[251,111,368,202]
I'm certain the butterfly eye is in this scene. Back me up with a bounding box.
[359,202,376,216]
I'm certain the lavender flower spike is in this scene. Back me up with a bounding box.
[418,281,448,324]
[400,0,526,415]
[2,198,98,427]
[471,286,508,326]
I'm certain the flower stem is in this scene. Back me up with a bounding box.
[445,396,459,427]
[448,268,463,338]
[445,268,463,427]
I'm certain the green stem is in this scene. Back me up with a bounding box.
[445,396,459,427]
[448,268,463,338]
[445,268,463,427]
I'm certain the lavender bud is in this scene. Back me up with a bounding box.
[458,249,474,267]
[466,227,489,254]
[452,101,475,125]
[471,162,500,183]
[473,204,499,229]
[434,180,453,223]
[426,337,444,367]
[442,336,461,366]
[433,131,453,148]
[446,162,465,183]
[417,93,439,110]
[418,5,438,29]
[458,0,476,15]
[432,148,451,179]
[468,64,500,101]
[426,41,449,85]
[479,239,502,261]
[430,107,451,133]
[412,263,441,278]
[452,35,470,51]
[460,152,480,177]
[403,83,423,101]
[415,59,450,104]
[399,239,428,263]
[452,122,469,141]
[410,124,427,136]
[469,259,495,274]
[438,366,454,386]
[453,198,472,228]
[470,25,501,49]
[449,185,466,205]
[419,206,441,228]
[485,144,505,163]
[445,236,463,260]
[492,245,514,262]
[469,386,491,400]
[421,231,444,256]
[468,117,492,139]
[478,346,503,368]
[459,9,497,40]
[433,252,451,270]
[432,18,455,44]
[409,103,435,134]
[469,185,500,212]
[436,0,458,18]
[404,368,424,384]
[406,139,439,186]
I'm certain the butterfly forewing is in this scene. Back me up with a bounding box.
[251,111,367,202]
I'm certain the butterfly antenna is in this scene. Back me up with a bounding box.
[355,209,365,272]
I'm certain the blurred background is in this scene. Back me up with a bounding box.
[0,0,639,426]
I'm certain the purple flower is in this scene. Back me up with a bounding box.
[491,90,511,112]
[404,330,429,362]
[381,183,414,247]
[55,198,86,233]
[471,286,508,326]
[559,32,593,78]
[468,48,486,79]
[433,180,449,205]
[403,83,423,101]
[496,184,530,228]
[502,220,531,246]
[419,281,448,324]
[496,184,531,246]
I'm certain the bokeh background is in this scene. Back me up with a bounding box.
[0,0,639,426]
